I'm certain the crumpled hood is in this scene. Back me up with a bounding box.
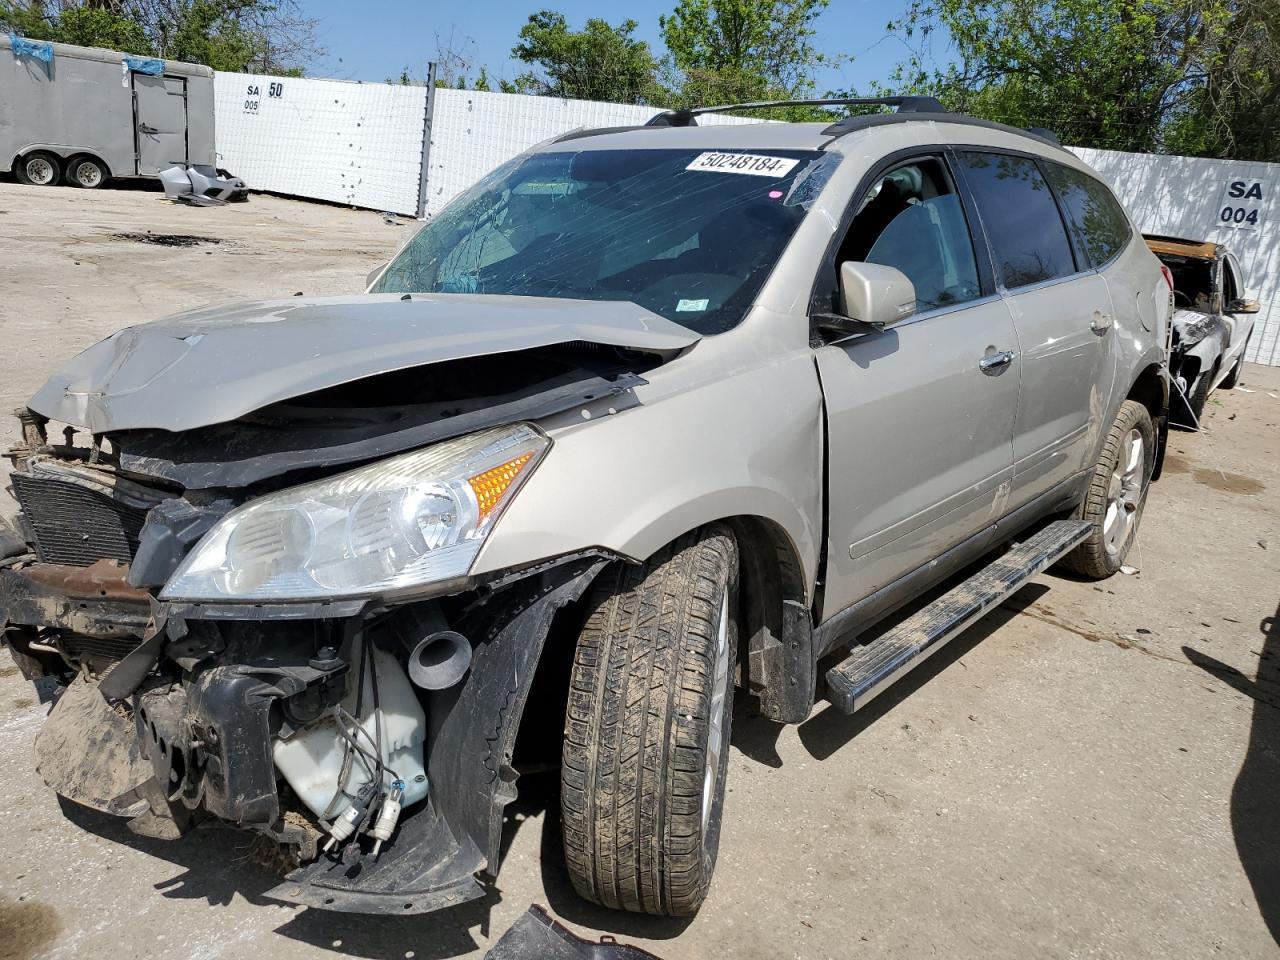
[29,294,700,433]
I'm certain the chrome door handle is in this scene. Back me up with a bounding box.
[979,350,1016,373]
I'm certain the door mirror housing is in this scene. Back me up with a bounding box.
[1226,297,1260,315]
[816,262,917,337]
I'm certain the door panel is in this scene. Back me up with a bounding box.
[953,151,1108,507]
[133,74,188,175]
[1004,276,1109,503]
[816,299,1020,617]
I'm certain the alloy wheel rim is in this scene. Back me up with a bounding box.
[702,590,731,836]
[1103,428,1144,557]
[76,162,101,187]
[27,158,54,185]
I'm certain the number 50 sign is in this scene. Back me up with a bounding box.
[1218,179,1269,231]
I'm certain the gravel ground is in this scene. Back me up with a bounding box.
[1,180,1278,960]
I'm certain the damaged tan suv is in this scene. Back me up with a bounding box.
[1,98,1171,918]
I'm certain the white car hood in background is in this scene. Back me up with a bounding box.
[29,294,700,433]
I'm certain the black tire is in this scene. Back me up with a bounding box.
[561,525,739,917]
[15,151,61,187]
[1219,334,1250,390]
[1061,399,1155,579]
[1188,362,1216,422]
[67,155,107,189]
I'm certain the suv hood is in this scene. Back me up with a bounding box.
[29,294,699,433]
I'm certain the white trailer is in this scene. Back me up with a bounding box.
[0,35,240,198]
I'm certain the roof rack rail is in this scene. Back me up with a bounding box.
[645,96,946,127]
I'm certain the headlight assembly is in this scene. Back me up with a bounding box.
[161,424,548,602]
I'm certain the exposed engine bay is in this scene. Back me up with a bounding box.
[0,294,690,914]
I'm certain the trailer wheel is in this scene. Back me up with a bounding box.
[561,525,738,916]
[67,156,107,189]
[15,151,61,187]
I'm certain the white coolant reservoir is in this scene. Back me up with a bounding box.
[273,639,428,820]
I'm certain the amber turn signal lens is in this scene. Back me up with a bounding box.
[467,452,534,519]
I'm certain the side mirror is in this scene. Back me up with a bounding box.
[816,262,917,337]
[1227,297,1260,315]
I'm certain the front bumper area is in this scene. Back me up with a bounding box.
[1,553,607,915]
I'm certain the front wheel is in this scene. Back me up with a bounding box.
[1061,400,1155,579]
[1188,362,1216,422]
[561,525,738,916]
[1219,333,1250,390]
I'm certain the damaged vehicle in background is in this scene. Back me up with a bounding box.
[1,98,1170,919]
[1145,234,1259,426]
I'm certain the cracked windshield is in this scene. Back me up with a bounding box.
[372,147,829,333]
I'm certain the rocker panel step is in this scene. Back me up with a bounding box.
[824,520,1091,714]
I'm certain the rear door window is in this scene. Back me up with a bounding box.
[956,152,1077,289]
[1042,162,1133,268]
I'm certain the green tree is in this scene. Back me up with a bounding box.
[0,2,152,53]
[512,11,662,104]
[659,0,830,105]
[868,0,1279,160]
[1,0,318,74]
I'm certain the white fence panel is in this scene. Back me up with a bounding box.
[1073,147,1280,366]
[214,73,427,215]
[424,88,757,216]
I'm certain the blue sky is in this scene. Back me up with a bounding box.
[303,0,929,95]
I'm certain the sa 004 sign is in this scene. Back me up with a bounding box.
[1218,179,1269,231]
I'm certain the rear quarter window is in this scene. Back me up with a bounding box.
[1043,162,1133,268]
[957,152,1077,289]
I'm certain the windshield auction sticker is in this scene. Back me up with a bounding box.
[686,152,800,178]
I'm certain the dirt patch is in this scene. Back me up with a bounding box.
[13,697,33,709]
[113,232,223,247]
[0,897,61,960]
[0,666,17,679]
[1190,467,1265,495]
[1163,452,1191,474]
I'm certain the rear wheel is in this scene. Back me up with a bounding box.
[16,151,60,187]
[1062,400,1155,579]
[561,525,738,916]
[67,155,107,189]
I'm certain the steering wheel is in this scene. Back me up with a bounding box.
[1173,290,1193,309]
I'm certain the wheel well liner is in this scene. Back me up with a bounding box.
[724,516,815,724]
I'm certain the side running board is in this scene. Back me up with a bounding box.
[825,520,1091,714]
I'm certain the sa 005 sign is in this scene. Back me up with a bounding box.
[1218,179,1269,231]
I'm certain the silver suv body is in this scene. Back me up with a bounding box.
[1,107,1170,918]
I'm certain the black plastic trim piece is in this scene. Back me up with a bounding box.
[820,112,1071,153]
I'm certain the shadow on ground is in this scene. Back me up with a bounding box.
[59,800,493,958]
[735,581,1052,764]
[1184,598,1280,947]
